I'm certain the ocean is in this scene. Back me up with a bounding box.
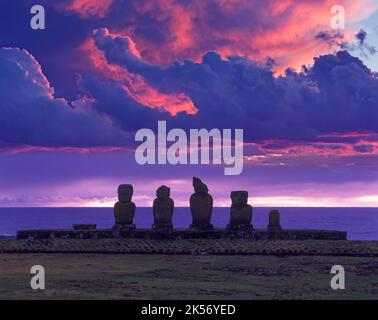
[0,207,377,240]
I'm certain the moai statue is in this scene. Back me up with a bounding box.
[190,177,214,230]
[227,191,253,232]
[152,185,174,231]
[268,210,282,232]
[113,184,136,236]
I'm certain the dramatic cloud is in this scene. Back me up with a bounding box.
[0,48,128,148]
[84,29,378,146]
[61,0,378,71]
[2,29,378,156]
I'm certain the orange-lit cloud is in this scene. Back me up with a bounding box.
[62,0,378,71]
[63,0,114,18]
[79,36,197,116]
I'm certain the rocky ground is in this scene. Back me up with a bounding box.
[0,251,377,299]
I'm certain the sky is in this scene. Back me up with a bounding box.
[1,0,378,207]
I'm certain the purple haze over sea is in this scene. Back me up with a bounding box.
[0,207,377,240]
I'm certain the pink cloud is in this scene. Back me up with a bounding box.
[63,0,114,18]
[62,0,378,71]
[79,31,197,116]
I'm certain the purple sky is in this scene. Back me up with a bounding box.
[1,0,378,207]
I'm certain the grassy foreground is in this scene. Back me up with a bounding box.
[0,253,377,299]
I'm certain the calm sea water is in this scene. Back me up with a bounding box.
[0,207,377,240]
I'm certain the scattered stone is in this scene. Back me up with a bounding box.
[268,210,282,232]
[73,224,96,230]
[190,177,214,230]
[227,191,253,233]
[152,185,174,231]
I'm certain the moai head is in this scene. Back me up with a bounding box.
[193,177,208,194]
[231,191,248,207]
[156,185,170,198]
[117,184,133,202]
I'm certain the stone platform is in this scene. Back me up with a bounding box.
[16,227,347,241]
[1,239,377,256]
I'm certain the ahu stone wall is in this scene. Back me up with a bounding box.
[16,178,348,241]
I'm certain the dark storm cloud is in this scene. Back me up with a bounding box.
[86,29,378,143]
[78,74,170,132]
[2,27,378,149]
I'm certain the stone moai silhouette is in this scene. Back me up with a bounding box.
[190,177,214,230]
[268,210,281,232]
[113,184,136,228]
[227,191,253,231]
[153,185,174,231]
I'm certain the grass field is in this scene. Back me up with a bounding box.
[0,253,377,299]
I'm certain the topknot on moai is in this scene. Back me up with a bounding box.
[227,191,253,232]
[190,177,214,231]
[193,177,209,193]
[152,185,174,231]
[267,210,281,232]
[113,184,136,231]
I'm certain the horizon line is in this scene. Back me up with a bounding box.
[0,206,377,209]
